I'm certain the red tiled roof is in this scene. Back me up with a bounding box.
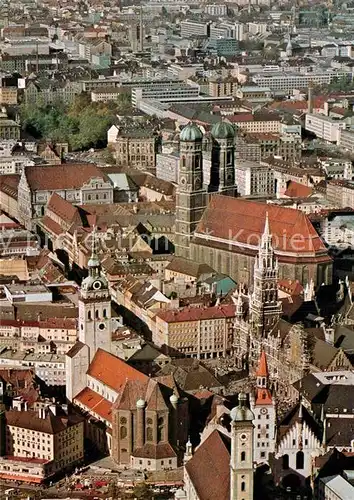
[0,174,20,199]
[0,318,76,329]
[87,349,148,393]
[278,279,303,296]
[40,215,64,236]
[24,163,107,191]
[133,442,176,459]
[195,195,327,255]
[284,180,313,198]
[269,97,326,111]
[330,106,346,116]
[47,193,79,224]
[156,304,236,324]
[185,430,230,500]
[227,113,254,122]
[75,387,112,422]
[256,351,269,378]
[0,473,43,484]
[255,388,273,405]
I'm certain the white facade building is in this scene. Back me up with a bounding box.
[253,71,350,92]
[305,113,347,143]
[235,160,275,197]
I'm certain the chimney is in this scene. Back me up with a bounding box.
[307,81,314,114]
[324,101,329,116]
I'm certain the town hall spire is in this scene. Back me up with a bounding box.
[250,213,282,336]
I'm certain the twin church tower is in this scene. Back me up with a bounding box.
[175,121,236,259]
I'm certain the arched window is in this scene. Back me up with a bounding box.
[95,309,99,319]
[120,426,127,439]
[241,482,246,492]
[147,427,153,442]
[88,311,91,320]
[103,309,107,318]
[282,454,289,470]
[296,451,304,470]
[241,451,246,462]
[157,417,164,442]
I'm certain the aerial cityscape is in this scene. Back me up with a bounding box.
[1,0,354,499]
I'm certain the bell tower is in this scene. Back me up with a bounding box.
[210,120,236,197]
[250,213,282,336]
[175,122,207,259]
[78,228,112,362]
[250,351,276,464]
[230,393,254,500]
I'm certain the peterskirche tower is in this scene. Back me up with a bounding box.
[250,213,282,336]
[78,228,112,362]
[230,393,255,500]
[209,120,237,196]
[175,123,207,259]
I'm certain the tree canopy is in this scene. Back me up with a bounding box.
[20,92,133,151]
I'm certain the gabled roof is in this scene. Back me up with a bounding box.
[284,181,313,198]
[133,442,176,459]
[185,430,230,500]
[5,409,82,434]
[156,305,236,324]
[87,349,148,393]
[278,403,321,444]
[46,193,80,225]
[195,195,328,255]
[166,256,214,278]
[23,164,108,191]
[74,387,112,422]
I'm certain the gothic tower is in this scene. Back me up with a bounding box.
[230,393,254,500]
[78,228,112,362]
[250,351,276,464]
[250,213,282,336]
[175,122,207,259]
[210,120,236,196]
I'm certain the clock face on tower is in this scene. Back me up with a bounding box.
[260,408,268,415]
[93,280,102,290]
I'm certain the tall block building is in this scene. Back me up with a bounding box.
[175,123,207,259]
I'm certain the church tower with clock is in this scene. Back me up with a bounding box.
[78,229,112,363]
[175,122,207,259]
[250,351,276,464]
[230,393,255,500]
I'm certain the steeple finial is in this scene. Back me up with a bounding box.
[264,211,270,238]
[87,226,100,273]
[256,351,269,378]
